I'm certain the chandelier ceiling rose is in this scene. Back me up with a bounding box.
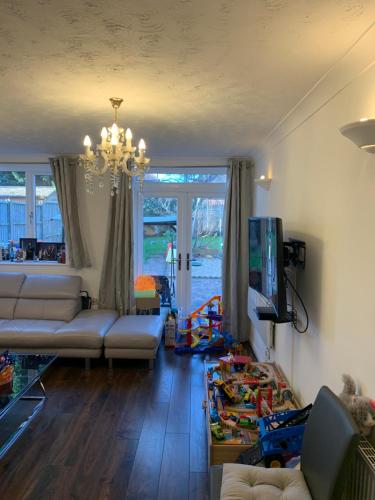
[109,97,123,109]
[80,97,150,195]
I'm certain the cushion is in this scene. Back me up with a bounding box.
[0,273,26,297]
[104,315,164,350]
[0,298,18,320]
[55,309,119,349]
[0,273,26,319]
[0,319,66,348]
[0,315,117,350]
[14,298,81,322]
[220,463,312,500]
[18,274,81,299]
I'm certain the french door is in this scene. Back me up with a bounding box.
[134,174,226,312]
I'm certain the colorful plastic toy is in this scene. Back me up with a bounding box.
[174,296,236,354]
[210,422,225,440]
[242,404,313,468]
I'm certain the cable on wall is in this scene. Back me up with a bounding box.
[284,271,309,334]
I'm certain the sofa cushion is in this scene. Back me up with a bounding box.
[14,298,81,322]
[0,273,26,319]
[0,319,66,348]
[0,310,118,350]
[18,274,81,299]
[220,463,312,500]
[104,315,164,350]
[55,309,119,349]
[0,299,19,320]
[0,273,26,297]
[14,274,82,322]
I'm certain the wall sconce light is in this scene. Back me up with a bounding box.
[340,118,375,153]
[254,175,272,190]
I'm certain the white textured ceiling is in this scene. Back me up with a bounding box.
[0,0,374,159]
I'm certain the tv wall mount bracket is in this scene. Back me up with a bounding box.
[283,238,306,268]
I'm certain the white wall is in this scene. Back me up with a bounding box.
[253,26,375,404]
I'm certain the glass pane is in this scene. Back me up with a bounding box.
[140,197,178,307]
[191,197,225,311]
[35,175,63,242]
[144,172,227,183]
[0,353,57,414]
[0,171,26,247]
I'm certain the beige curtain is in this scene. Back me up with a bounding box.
[222,158,253,341]
[49,155,91,269]
[98,173,134,315]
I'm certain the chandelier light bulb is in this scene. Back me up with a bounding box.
[83,135,91,147]
[125,128,133,140]
[111,122,119,136]
[111,134,118,146]
[101,127,108,140]
[139,139,146,151]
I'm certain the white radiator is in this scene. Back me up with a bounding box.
[247,287,273,357]
[343,438,375,500]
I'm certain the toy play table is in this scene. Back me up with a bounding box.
[204,360,299,465]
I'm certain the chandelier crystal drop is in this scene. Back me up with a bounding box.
[80,97,150,195]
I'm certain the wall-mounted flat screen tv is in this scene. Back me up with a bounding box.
[249,217,290,323]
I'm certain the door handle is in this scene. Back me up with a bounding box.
[178,253,181,271]
[186,253,190,271]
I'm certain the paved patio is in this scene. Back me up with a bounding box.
[142,255,222,311]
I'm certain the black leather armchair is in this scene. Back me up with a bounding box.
[210,386,360,500]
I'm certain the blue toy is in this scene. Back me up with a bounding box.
[237,404,312,468]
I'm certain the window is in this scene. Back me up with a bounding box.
[144,172,227,183]
[35,175,63,242]
[0,166,64,262]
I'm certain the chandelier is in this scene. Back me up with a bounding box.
[81,97,150,194]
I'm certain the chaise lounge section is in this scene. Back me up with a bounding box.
[104,314,165,369]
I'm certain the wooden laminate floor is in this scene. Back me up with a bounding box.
[0,347,209,500]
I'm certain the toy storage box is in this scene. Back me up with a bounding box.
[203,361,299,466]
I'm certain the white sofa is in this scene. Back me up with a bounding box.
[0,272,118,368]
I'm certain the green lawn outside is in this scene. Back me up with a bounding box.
[143,235,222,262]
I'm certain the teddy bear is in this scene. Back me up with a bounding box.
[339,374,375,436]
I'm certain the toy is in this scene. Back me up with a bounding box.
[164,313,177,347]
[210,404,220,423]
[214,379,239,404]
[339,374,375,436]
[237,415,257,429]
[0,351,15,390]
[238,404,312,468]
[219,354,253,373]
[175,296,236,354]
[210,422,225,440]
[206,360,299,452]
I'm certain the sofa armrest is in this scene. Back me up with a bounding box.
[57,309,119,338]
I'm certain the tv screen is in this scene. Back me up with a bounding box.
[249,217,288,322]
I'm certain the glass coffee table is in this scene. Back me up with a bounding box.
[0,352,57,460]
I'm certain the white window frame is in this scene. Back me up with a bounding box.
[0,163,65,264]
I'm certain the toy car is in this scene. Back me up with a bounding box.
[214,379,238,403]
[210,422,225,440]
[237,415,257,429]
[210,405,220,423]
